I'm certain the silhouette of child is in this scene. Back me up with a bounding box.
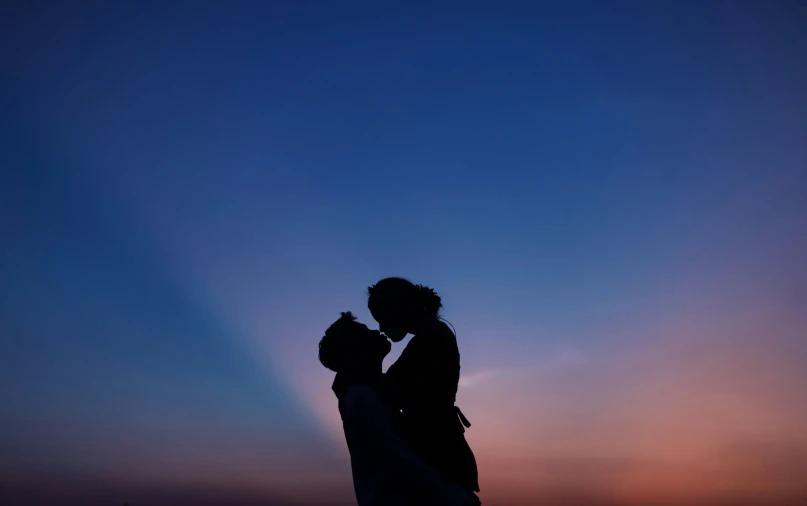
[368,277,480,493]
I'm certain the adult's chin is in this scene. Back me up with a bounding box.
[388,331,407,342]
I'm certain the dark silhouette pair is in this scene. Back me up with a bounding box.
[319,277,480,506]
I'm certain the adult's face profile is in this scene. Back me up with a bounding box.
[370,305,408,343]
[382,326,407,342]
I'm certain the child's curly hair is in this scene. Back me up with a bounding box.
[318,311,362,372]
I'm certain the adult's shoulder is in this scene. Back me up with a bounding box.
[430,319,458,345]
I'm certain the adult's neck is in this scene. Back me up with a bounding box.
[408,314,438,336]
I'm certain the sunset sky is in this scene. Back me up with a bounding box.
[1,2,806,505]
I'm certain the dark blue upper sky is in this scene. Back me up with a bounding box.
[1,1,805,503]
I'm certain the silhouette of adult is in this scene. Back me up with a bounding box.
[319,312,480,506]
[368,278,480,493]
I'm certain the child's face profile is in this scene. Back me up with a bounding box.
[352,323,392,362]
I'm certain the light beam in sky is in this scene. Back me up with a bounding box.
[2,2,806,505]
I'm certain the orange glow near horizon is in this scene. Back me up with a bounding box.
[3,3,806,505]
[271,298,807,506]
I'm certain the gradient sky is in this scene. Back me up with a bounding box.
[2,2,806,505]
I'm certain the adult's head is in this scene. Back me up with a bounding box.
[367,277,442,342]
[318,311,391,373]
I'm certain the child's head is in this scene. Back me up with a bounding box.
[367,277,442,342]
[318,311,391,373]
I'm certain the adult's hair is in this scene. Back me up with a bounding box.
[318,311,360,372]
[367,277,443,318]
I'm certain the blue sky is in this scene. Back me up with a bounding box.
[1,2,805,504]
